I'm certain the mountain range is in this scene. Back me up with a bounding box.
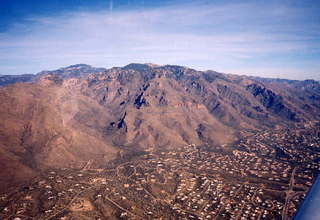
[0,63,319,192]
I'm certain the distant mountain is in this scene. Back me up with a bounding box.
[36,64,106,79]
[0,63,319,192]
[251,77,320,113]
[0,74,35,87]
[0,64,106,87]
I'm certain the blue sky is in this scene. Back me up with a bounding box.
[0,0,319,80]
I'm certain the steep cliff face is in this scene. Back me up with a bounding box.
[0,63,319,191]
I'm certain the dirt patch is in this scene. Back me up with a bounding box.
[70,198,93,212]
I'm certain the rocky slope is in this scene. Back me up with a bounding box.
[0,63,319,192]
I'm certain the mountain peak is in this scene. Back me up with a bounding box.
[64,64,93,69]
[144,63,161,67]
[123,63,154,71]
[37,64,106,79]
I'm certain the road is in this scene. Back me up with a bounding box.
[282,167,297,220]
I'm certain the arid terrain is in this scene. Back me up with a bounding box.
[0,63,319,219]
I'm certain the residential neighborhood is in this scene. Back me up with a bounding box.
[1,122,319,219]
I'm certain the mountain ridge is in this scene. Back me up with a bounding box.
[1,63,319,87]
[0,63,319,192]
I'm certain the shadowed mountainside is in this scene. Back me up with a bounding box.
[0,63,319,192]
